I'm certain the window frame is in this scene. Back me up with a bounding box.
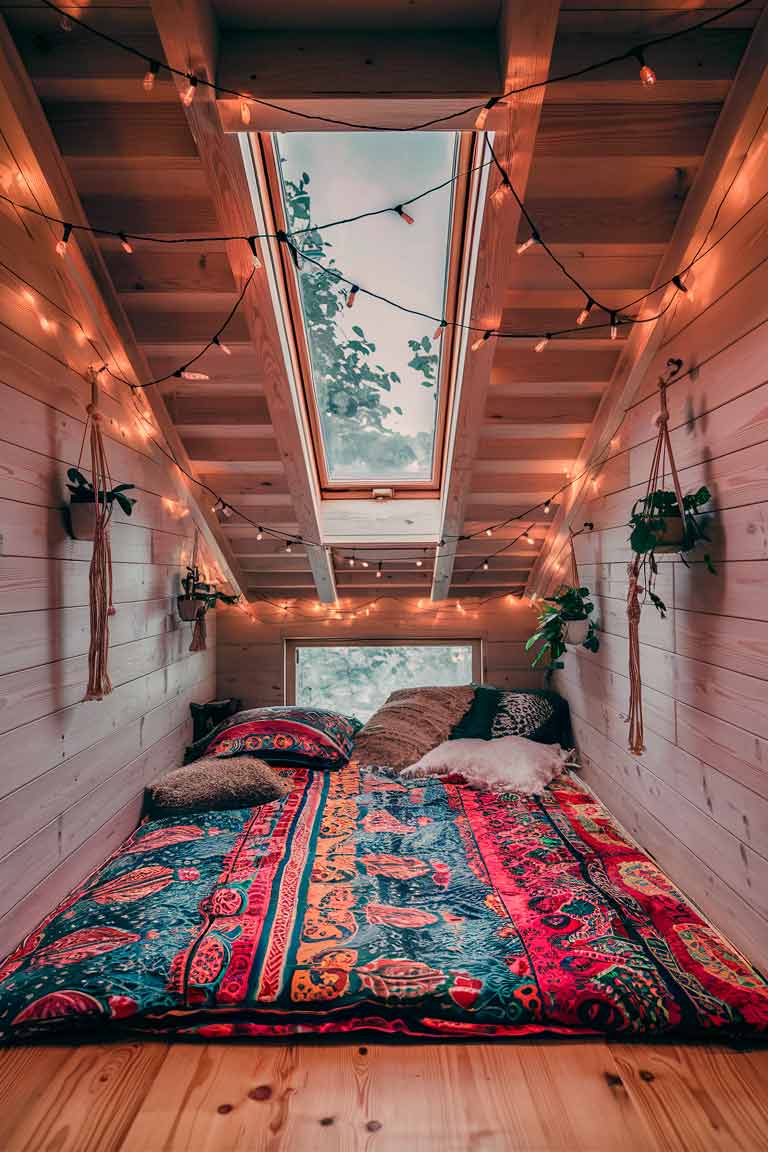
[254,130,479,499]
[284,637,483,706]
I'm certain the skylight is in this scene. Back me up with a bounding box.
[273,132,460,488]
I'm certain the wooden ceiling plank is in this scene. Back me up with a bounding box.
[150,0,337,603]
[0,13,247,600]
[527,5,768,596]
[431,0,561,601]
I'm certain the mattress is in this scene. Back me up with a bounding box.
[0,764,766,1042]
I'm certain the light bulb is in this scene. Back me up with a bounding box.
[525,533,535,545]
[285,543,292,554]
[394,205,415,225]
[576,298,594,326]
[222,504,233,518]
[433,320,447,341]
[119,233,133,254]
[491,178,512,206]
[610,312,618,341]
[176,370,209,381]
[56,223,72,257]
[246,236,263,270]
[516,231,539,255]
[181,75,197,106]
[673,274,695,301]
[485,528,492,537]
[143,61,160,92]
[376,565,382,579]
[482,560,489,571]
[361,560,369,568]
[634,51,657,87]
[21,289,35,306]
[348,557,355,567]
[240,99,251,126]
[213,336,231,355]
[471,330,493,353]
[474,96,500,132]
[346,284,359,308]
[416,559,423,567]
[256,529,263,541]
[544,500,551,514]
[534,334,550,353]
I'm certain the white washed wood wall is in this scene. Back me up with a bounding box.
[0,207,217,954]
[217,595,543,709]
[554,184,768,968]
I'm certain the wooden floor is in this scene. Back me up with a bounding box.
[0,1041,766,1151]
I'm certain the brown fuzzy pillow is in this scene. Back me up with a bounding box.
[147,755,289,815]
[353,685,475,771]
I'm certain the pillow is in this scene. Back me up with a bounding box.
[147,756,289,815]
[400,737,571,795]
[452,687,571,745]
[491,690,571,745]
[184,706,361,769]
[352,685,475,770]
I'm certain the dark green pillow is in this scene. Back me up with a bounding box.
[450,685,502,739]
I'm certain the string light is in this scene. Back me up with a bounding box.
[240,100,252,126]
[394,205,415,225]
[544,500,551,515]
[285,542,293,554]
[346,284,359,308]
[143,60,160,92]
[673,273,695,300]
[256,528,263,541]
[416,558,423,567]
[361,560,369,568]
[118,233,133,254]
[213,335,232,355]
[534,334,551,353]
[55,223,72,257]
[247,236,263,270]
[471,330,493,353]
[376,563,382,579]
[525,533,535,545]
[610,312,619,340]
[491,176,512,206]
[482,560,489,571]
[181,75,198,106]
[576,298,594,326]
[175,369,209,381]
[516,230,540,255]
[348,557,355,567]
[633,50,657,87]
[485,528,492,537]
[474,96,501,132]
[433,320,447,340]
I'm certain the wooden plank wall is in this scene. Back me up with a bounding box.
[554,161,768,969]
[217,595,543,708]
[0,191,217,955]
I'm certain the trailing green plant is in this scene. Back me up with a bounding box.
[628,485,715,617]
[180,565,238,610]
[66,467,137,515]
[525,585,600,671]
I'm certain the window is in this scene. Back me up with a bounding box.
[259,130,475,493]
[287,640,480,723]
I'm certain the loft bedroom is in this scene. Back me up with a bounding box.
[0,0,766,1147]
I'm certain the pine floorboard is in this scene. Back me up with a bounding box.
[0,1041,765,1151]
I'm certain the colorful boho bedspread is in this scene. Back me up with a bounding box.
[0,766,766,1042]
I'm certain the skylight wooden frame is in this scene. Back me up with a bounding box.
[255,130,478,500]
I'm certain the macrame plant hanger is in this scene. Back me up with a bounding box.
[189,527,207,653]
[82,367,115,700]
[626,367,685,753]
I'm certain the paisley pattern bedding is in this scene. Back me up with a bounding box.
[0,766,766,1043]
[184,706,361,769]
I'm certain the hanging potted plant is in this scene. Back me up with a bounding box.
[66,467,137,540]
[627,485,715,617]
[177,564,209,622]
[526,585,600,670]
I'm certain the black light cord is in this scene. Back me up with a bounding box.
[38,0,753,132]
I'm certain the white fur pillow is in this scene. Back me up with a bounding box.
[400,736,571,795]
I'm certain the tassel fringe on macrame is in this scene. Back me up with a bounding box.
[83,369,115,700]
[627,362,685,753]
[190,607,207,652]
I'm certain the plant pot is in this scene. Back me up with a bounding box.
[564,617,589,647]
[654,511,689,553]
[177,595,207,622]
[69,501,98,540]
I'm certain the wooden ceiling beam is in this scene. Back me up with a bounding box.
[150,0,337,603]
[0,13,247,600]
[431,0,560,601]
[528,4,768,596]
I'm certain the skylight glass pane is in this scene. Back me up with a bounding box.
[275,132,458,483]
